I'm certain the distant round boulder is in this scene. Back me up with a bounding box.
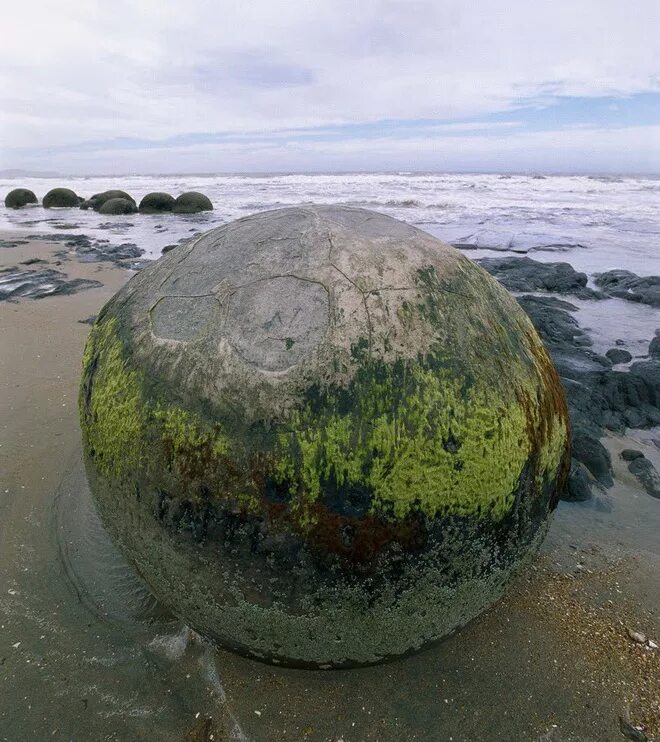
[43,188,81,208]
[81,190,136,211]
[80,196,100,210]
[4,188,38,208]
[139,192,176,214]
[80,205,570,668]
[173,191,213,213]
[98,197,138,215]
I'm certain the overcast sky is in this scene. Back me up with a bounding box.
[1,0,659,174]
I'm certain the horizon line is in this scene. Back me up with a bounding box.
[2,168,659,179]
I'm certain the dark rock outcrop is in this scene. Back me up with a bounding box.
[0,266,102,301]
[98,197,138,215]
[517,294,660,500]
[605,348,632,364]
[479,257,601,299]
[594,270,660,308]
[26,232,143,268]
[564,460,598,501]
[139,192,175,213]
[627,455,660,499]
[571,433,613,487]
[43,188,81,208]
[173,191,213,214]
[5,188,38,208]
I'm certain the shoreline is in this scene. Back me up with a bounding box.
[0,231,658,740]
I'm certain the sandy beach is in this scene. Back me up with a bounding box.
[0,230,657,741]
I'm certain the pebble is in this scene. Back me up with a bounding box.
[619,716,648,742]
[626,629,647,644]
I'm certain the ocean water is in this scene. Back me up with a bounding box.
[2,172,660,274]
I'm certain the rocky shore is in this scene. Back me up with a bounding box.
[478,257,660,504]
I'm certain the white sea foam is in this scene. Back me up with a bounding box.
[1,172,659,275]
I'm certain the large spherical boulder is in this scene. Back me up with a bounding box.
[98,197,138,215]
[5,188,38,208]
[173,191,213,213]
[81,190,136,211]
[139,192,176,214]
[43,187,81,208]
[80,206,570,668]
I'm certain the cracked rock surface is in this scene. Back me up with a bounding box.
[80,206,570,668]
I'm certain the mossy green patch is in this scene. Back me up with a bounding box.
[80,318,145,480]
[80,272,568,529]
[536,411,569,486]
[270,352,534,521]
[80,318,235,498]
[266,264,569,523]
[155,405,230,460]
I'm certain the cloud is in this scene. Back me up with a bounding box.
[1,0,659,172]
[8,122,660,176]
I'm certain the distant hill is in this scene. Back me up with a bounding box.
[0,169,61,178]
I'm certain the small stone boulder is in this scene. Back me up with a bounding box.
[478,257,600,299]
[594,270,660,308]
[173,191,213,214]
[139,192,176,214]
[565,459,596,501]
[98,197,138,215]
[81,190,136,211]
[606,348,632,364]
[4,188,38,208]
[571,433,613,487]
[43,188,81,208]
[627,455,660,499]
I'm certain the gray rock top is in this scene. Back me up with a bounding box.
[113,205,491,416]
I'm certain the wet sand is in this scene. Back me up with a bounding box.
[0,233,658,741]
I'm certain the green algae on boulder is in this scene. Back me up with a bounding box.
[43,187,81,208]
[5,188,38,208]
[80,205,570,668]
[173,191,213,213]
[98,197,138,215]
[139,192,175,213]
